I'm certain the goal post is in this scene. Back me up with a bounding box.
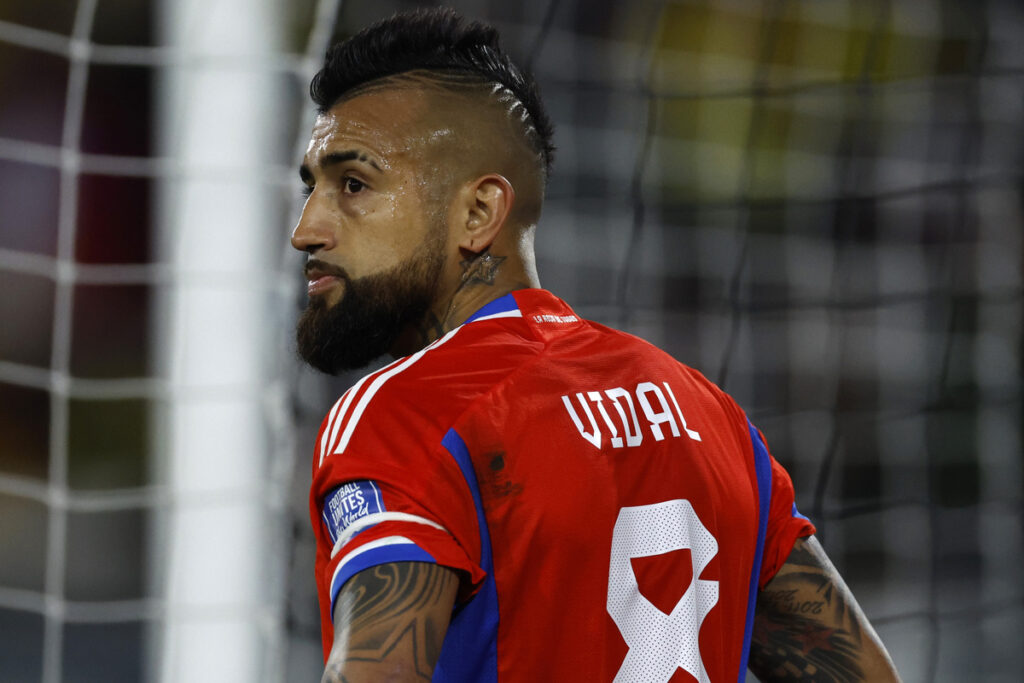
[0,1,1021,681]
[151,0,290,680]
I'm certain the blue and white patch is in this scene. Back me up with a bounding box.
[322,480,385,545]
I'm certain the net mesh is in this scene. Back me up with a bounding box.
[0,0,1020,681]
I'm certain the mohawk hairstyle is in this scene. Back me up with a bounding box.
[310,7,555,177]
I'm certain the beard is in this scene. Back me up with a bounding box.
[296,235,445,375]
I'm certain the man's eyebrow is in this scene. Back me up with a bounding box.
[300,150,382,181]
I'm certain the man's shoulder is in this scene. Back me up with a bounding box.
[550,311,701,377]
[525,298,741,418]
[317,316,542,457]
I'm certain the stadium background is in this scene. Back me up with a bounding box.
[0,0,1021,681]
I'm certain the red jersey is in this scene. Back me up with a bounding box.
[309,289,814,682]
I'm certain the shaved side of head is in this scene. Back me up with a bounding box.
[309,7,555,230]
[339,71,546,229]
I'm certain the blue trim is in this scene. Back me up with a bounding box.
[433,429,498,683]
[791,502,810,521]
[329,543,436,618]
[463,293,519,323]
[738,421,773,682]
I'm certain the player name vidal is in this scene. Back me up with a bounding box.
[561,381,701,450]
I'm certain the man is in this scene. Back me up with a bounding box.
[292,8,900,682]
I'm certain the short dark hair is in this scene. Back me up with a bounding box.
[310,7,555,177]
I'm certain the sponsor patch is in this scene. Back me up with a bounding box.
[322,480,385,544]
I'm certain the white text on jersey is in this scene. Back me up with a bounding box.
[561,381,701,450]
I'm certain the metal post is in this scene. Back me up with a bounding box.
[153,1,286,680]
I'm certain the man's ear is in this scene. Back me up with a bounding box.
[454,174,515,254]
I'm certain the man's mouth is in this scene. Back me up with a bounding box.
[307,274,342,296]
[304,260,348,296]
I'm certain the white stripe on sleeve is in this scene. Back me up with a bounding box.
[331,511,448,559]
[318,394,346,466]
[319,356,405,467]
[334,327,462,455]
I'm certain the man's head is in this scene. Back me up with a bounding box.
[292,7,553,374]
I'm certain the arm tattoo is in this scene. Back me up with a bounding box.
[749,539,868,681]
[324,562,457,683]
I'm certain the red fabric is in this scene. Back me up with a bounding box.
[761,450,816,588]
[307,288,814,679]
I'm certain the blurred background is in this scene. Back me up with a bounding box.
[0,0,1021,681]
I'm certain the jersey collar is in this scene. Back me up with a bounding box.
[463,292,522,324]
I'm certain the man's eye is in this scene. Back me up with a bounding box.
[343,178,365,194]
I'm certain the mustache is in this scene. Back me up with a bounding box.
[304,259,350,281]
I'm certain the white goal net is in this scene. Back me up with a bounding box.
[0,1,1021,682]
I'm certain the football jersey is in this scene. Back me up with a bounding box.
[309,288,814,682]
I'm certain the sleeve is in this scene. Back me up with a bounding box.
[751,425,816,588]
[311,394,487,620]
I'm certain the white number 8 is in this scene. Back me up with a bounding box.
[606,499,720,683]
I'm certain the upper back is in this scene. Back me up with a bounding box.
[448,290,762,681]
[312,288,791,682]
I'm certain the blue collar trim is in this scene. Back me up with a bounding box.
[464,293,520,323]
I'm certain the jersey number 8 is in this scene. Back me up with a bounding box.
[606,499,720,683]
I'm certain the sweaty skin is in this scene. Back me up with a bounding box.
[296,80,542,683]
[298,77,900,683]
[293,76,543,363]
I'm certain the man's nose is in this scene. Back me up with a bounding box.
[290,196,336,254]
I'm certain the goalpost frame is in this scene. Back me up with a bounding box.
[152,1,289,680]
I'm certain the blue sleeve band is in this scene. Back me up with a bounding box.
[328,543,436,619]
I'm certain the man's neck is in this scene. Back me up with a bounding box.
[392,248,539,355]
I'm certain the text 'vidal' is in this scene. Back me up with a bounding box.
[561,381,701,450]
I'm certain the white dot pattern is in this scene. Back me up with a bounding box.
[606,499,720,683]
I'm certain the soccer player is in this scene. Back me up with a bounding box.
[292,8,901,683]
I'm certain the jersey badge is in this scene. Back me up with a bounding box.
[322,480,385,545]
